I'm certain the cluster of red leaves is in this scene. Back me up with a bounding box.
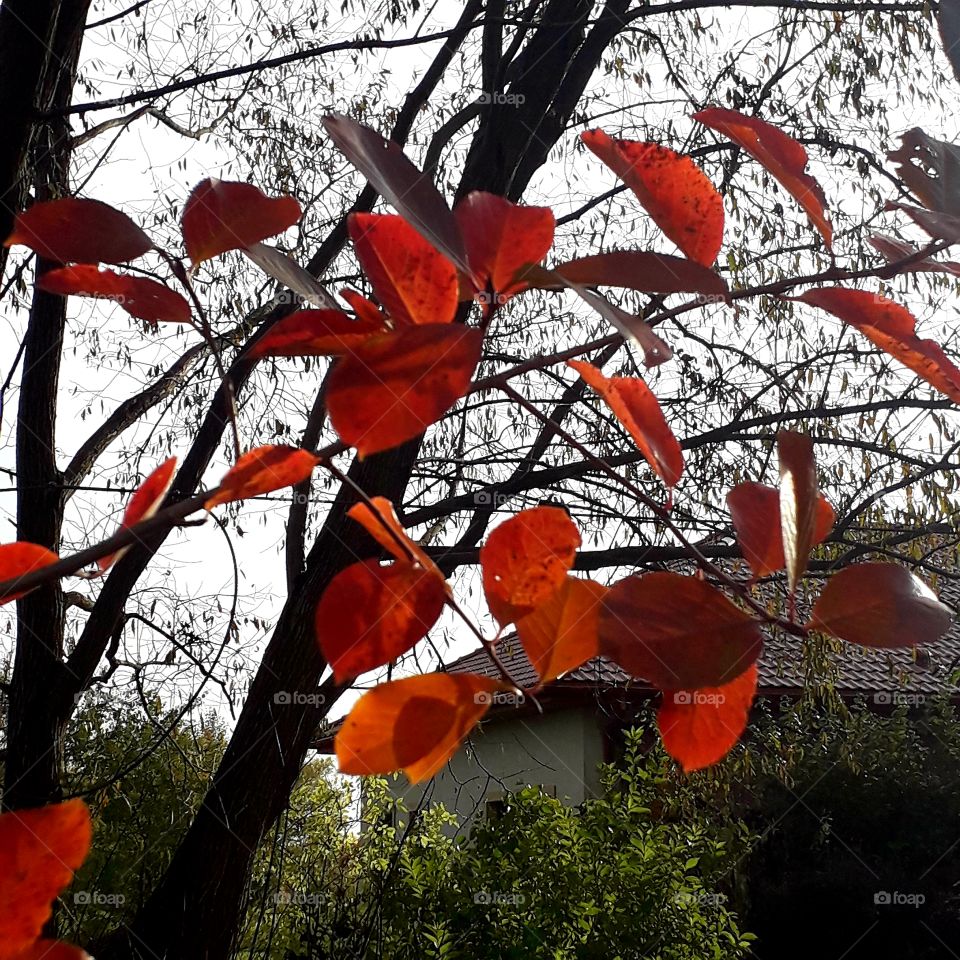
[0,799,92,960]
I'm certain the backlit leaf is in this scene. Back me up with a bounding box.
[99,457,177,572]
[599,572,762,689]
[726,481,834,580]
[5,198,152,264]
[569,359,683,491]
[340,288,388,325]
[348,212,458,325]
[581,130,724,266]
[792,287,960,403]
[658,664,758,772]
[809,563,952,648]
[206,445,320,508]
[455,191,554,302]
[347,497,444,580]
[182,179,301,266]
[694,107,832,248]
[778,430,818,598]
[37,265,191,325]
[0,543,59,605]
[335,672,506,782]
[868,233,960,278]
[0,799,91,960]
[326,324,483,457]
[316,559,447,683]
[248,309,387,359]
[480,506,581,626]
[516,576,608,683]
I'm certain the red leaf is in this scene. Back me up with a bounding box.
[809,563,952,648]
[99,457,177,572]
[548,250,728,298]
[315,559,447,682]
[335,672,506,782]
[658,664,758,772]
[792,287,960,403]
[206,446,320,508]
[181,179,301,266]
[568,359,683,490]
[348,213,458,326]
[726,481,834,580]
[347,496,445,582]
[777,430,818,599]
[0,543,59,605]
[581,130,723,266]
[0,799,91,960]
[340,288,388,326]
[868,233,960,278]
[322,114,468,275]
[4,198,152,264]
[454,191,555,302]
[37,266,191,324]
[248,309,387,359]
[15,942,90,960]
[516,576,608,683]
[599,572,762,689]
[480,506,581,627]
[693,107,832,248]
[326,324,483,457]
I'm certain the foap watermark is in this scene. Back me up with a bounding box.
[673,691,726,706]
[473,489,509,507]
[874,891,925,907]
[478,91,525,106]
[692,293,726,306]
[674,891,727,907]
[474,689,525,707]
[874,691,926,706]
[474,890,526,905]
[74,890,126,907]
[272,890,327,906]
[274,690,326,707]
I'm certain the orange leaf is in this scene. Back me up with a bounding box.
[454,191,555,301]
[480,506,581,627]
[99,457,177,572]
[693,107,832,248]
[316,559,447,683]
[777,430,818,599]
[206,446,320,508]
[37,266,191,324]
[726,481,834,580]
[326,324,483,457]
[568,359,683,490]
[0,543,59,605]
[182,179,301,266]
[581,130,723,266]
[516,576,608,683]
[658,664,758,772]
[599,572,762,689]
[248,309,387,359]
[792,287,960,403]
[347,497,444,581]
[348,213,458,326]
[335,672,506,782]
[4,198,153,264]
[809,563,952,649]
[0,799,91,960]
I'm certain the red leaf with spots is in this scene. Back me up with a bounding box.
[581,130,723,266]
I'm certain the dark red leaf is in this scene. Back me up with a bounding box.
[248,309,388,359]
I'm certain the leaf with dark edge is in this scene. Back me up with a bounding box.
[5,198,152,264]
[315,559,447,683]
[792,287,960,403]
[247,309,388,359]
[206,445,321,508]
[0,543,60,605]
[182,179,301,266]
[809,563,952,649]
[581,130,724,266]
[599,572,762,689]
[326,324,483,457]
[516,576,608,684]
[335,672,507,782]
[693,107,832,248]
[658,664,758,772]
[37,265,191,324]
[777,429,818,599]
[480,506,581,627]
[322,114,469,276]
[348,212,458,325]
